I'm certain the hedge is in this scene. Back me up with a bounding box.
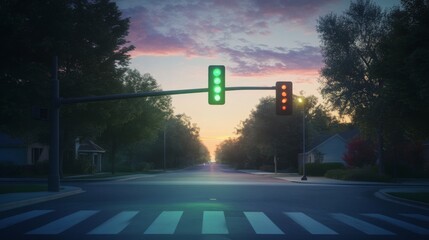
[303,163,344,176]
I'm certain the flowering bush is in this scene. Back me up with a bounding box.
[343,138,376,167]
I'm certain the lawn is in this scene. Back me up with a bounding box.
[388,192,429,204]
[0,184,48,194]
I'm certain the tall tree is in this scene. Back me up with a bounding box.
[376,0,429,140]
[317,0,388,171]
[99,70,172,174]
[217,95,340,170]
[0,0,133,142]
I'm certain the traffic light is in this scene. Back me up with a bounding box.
[208,65,225,105]
[276,81,293,115]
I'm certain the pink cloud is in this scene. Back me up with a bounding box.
[219,45,323,77]
[120,1,330,75]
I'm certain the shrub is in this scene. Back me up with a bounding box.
[304,163,344,176]
[343,138,376,167]
[325,167,391,182]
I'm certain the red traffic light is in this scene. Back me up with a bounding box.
[276,82,293,115]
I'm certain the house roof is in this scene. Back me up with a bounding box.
[78,140,105,153]
[306,128,359,153]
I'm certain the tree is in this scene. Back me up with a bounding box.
[217,95,341,170]
[0,0,133,135]
[99,70,172,174]
[376,0,429,140]
[317,0,388,171]
[164,114,209,167]
[0,0,134,174]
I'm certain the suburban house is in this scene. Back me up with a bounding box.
[75,138,106,173]
[299,129,359,167]
[0,133,106,174]
[0,133,49,165]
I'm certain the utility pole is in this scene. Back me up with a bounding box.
[49,57,60,192]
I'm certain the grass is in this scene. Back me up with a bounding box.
[388,192,429,204]
[324,167,391,182]
[65,170,164,180]
[0,184,48,194]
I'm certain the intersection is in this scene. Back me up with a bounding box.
[1,163,428,240]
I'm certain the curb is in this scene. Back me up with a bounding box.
[0,187,84,212]
[375,188,429,211]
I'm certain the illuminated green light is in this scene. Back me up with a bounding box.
[208,65,225,105]
[212,68,222,77]
[213,77,221,84]
[214,86,222,93]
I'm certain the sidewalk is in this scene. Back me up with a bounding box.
[239,169,429,186]
[240,169,429,209]
[0,186,84,212]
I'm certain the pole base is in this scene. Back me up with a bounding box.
[301,175,307,181]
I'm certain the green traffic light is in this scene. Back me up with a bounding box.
[214,86,222,93]
[208,65,225,105]
[214,77,221,84]
[212,68,222,77]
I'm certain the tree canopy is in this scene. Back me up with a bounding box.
[0,0,209,173]
[216,96,344,170]
[317,0,429,175]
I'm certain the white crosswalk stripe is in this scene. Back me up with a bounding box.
[0,209,427,236]
[144,211,183,234]
[285,212,337,235]
[88,211,138,234]
[401,213,429,222]
[244,212,284,234]
[332,213,394,235]
[27,210,98,235]
[202,211,228,234]
[363,213,429,235]
[0,210,53,230]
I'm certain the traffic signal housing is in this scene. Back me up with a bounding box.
[208,65,225,105]
[276,81,293,115]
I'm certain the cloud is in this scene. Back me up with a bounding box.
[119,0,332,75]
[219,45,323,77]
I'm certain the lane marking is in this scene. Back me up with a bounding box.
[88,211,138,234]
[0,210,53,230]
[244,212,283,234]
[202,211,228,234]
[144,211,183,234]
[363,213,429,235]
[285,212,337,235]
[332,213,394,235]
[27,210,98,235]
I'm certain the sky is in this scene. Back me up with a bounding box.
[114,0,400,161]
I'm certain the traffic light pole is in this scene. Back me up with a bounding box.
[49,63,275,191]
[60,86,275,105]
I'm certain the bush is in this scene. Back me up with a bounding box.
[259,165,274,172]
[343,138,376,167]
[304,163,344,176]
[325,167,391,182]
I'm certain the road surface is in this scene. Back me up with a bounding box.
[1,163,428,239]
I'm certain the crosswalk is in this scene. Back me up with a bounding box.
[0,209,428,236]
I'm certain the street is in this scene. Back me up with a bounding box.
[1,163,428,240]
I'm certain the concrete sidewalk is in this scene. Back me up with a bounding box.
[0,186,84,212]
[239,169,429,186]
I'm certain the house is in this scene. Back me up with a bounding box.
[298,129,359,167]
[75,138,105,173]
[0,133,49,165]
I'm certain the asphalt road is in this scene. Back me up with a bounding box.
[1,163,428,240]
